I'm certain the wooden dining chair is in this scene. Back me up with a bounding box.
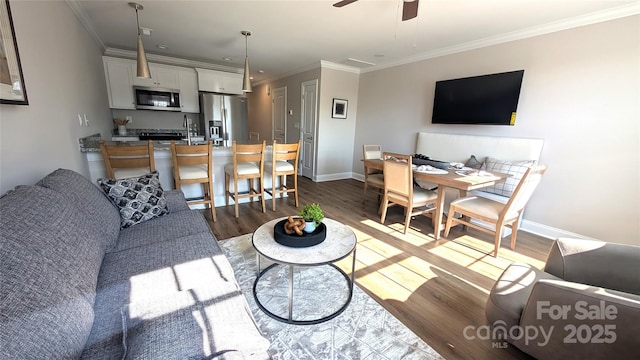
[264,140,301,211]
[362,144,384,202]
[170,140,216,222]
[224,140,266,218]
[444,165,547,257]
[380,152,438,234]
[99,140,155,179]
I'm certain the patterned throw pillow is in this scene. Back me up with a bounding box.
[97,171,169,228]
[464,155,484,169]
[481,157,536,197]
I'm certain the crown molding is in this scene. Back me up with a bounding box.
[362,3,640,73]
[320,61,361,74]
[65,0,106,52]
[103,48,243,73]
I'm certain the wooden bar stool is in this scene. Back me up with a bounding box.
[170,140,216,222]
[264,140,301,211]
[99,140,155,179]
[224,140,266,218]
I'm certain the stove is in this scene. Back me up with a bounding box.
[138,132,184,140]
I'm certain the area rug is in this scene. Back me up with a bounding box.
[220,234,443,360]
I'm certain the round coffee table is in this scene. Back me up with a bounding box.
[252,217,357,325]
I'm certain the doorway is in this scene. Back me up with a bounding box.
[300,79,318,179]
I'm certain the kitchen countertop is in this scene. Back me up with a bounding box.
[79,133,230,153]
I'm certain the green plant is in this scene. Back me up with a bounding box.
[298,203,324,226]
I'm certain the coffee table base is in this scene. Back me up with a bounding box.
[253,261,355,325]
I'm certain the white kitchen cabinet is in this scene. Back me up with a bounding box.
[178,68,199,113]
[132,64,180,89]
[196,68,243,95]
[103,57,135,109]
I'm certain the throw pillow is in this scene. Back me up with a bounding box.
[481,157,536,197]
[97,171,169,228]
[464,155,484,169]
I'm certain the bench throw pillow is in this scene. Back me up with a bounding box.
[481,157,536,197]
[98,171,169,228]
[464,155,484,169]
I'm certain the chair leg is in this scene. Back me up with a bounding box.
[225,173,230,206]
[510,217,520,250]
[444,207,456,238]
[493,227,503,257]
[271,173,277,211]
[403,206,412,234]
[293,174,299,207]
[248,179,254,202]
[259,175,266,213]
[234,177,240,218]
[380,195,389,224]
[208,181,217,223]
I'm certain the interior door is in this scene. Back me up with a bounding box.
[272,87,287,143]
[300,80,318,179]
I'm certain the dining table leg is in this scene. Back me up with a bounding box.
[433,186,447,240]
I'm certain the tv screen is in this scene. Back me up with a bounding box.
[431,70,524,126]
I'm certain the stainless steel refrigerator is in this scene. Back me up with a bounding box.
[199,92,248,146]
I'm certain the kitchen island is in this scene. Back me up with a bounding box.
[80,134,282,208]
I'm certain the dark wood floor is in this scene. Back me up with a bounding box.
[205,176,552,360]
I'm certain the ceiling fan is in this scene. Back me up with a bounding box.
[333,0,419,21]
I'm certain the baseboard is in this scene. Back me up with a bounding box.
[520,220,596,241]
[315,172,354,182]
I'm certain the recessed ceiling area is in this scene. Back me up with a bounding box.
[68,0,639,83]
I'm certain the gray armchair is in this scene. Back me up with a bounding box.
[486,238,640,360]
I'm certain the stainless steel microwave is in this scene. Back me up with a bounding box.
[133,87,181,111]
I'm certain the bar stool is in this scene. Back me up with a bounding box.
[224,140,266,218]
[99,140,155,179]
[170,140,216,222]
[264,140,301,211]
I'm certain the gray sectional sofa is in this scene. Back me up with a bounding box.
[0,169,270,359]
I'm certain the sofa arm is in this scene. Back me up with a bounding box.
[544,238,640,295]
[514,279,640,360]
[164,190,190,213]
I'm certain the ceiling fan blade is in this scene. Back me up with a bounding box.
[333,0,358,8]
[402,0,419,21]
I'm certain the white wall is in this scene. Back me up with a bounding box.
[0,1,111,194]
[353,16,640,245]
[316,66,359,180]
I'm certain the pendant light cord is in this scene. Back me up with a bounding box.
[135,7,141,36]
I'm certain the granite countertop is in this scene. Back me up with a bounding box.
[78,133,236,154]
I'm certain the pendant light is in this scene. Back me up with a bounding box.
[129,2,151,78]
[241,30,252,93]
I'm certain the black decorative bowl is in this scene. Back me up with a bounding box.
[273,219,326,248]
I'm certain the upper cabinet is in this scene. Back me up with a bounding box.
[103,56,200,112]
[178,69,199,113]
[195,68,243,95]
[132,64,180,89]
[103,57,135,109]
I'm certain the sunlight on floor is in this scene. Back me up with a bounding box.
[331,219,549,304]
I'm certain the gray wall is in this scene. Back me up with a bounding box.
[0,1,112,193]
[353,16,640,245]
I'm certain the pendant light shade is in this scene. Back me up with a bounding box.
[130,2,151,79]
[241,31,252,93]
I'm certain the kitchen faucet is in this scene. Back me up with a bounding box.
[183,115,192,146]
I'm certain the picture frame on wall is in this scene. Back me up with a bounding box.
[332,98,348,119]
[0,0,29,105]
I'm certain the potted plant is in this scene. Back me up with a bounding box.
[298,203,324,233]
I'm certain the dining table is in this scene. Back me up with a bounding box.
[363,158,511,239]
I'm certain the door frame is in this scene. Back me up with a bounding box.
[300,79,318,179]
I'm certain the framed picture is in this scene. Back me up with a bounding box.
[332,98,348,119]
[0,0,28,105]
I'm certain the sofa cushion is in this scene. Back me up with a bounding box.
[0,185,104,304]
[113,209,211,252]
[0,234,95,359]
[97,171,169,228]
[481,157,536,197]
[122,285,270,360]
[82,233,233,360]
[37,168,121,252]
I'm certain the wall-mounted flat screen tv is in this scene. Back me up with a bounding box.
[431,70,524,126]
